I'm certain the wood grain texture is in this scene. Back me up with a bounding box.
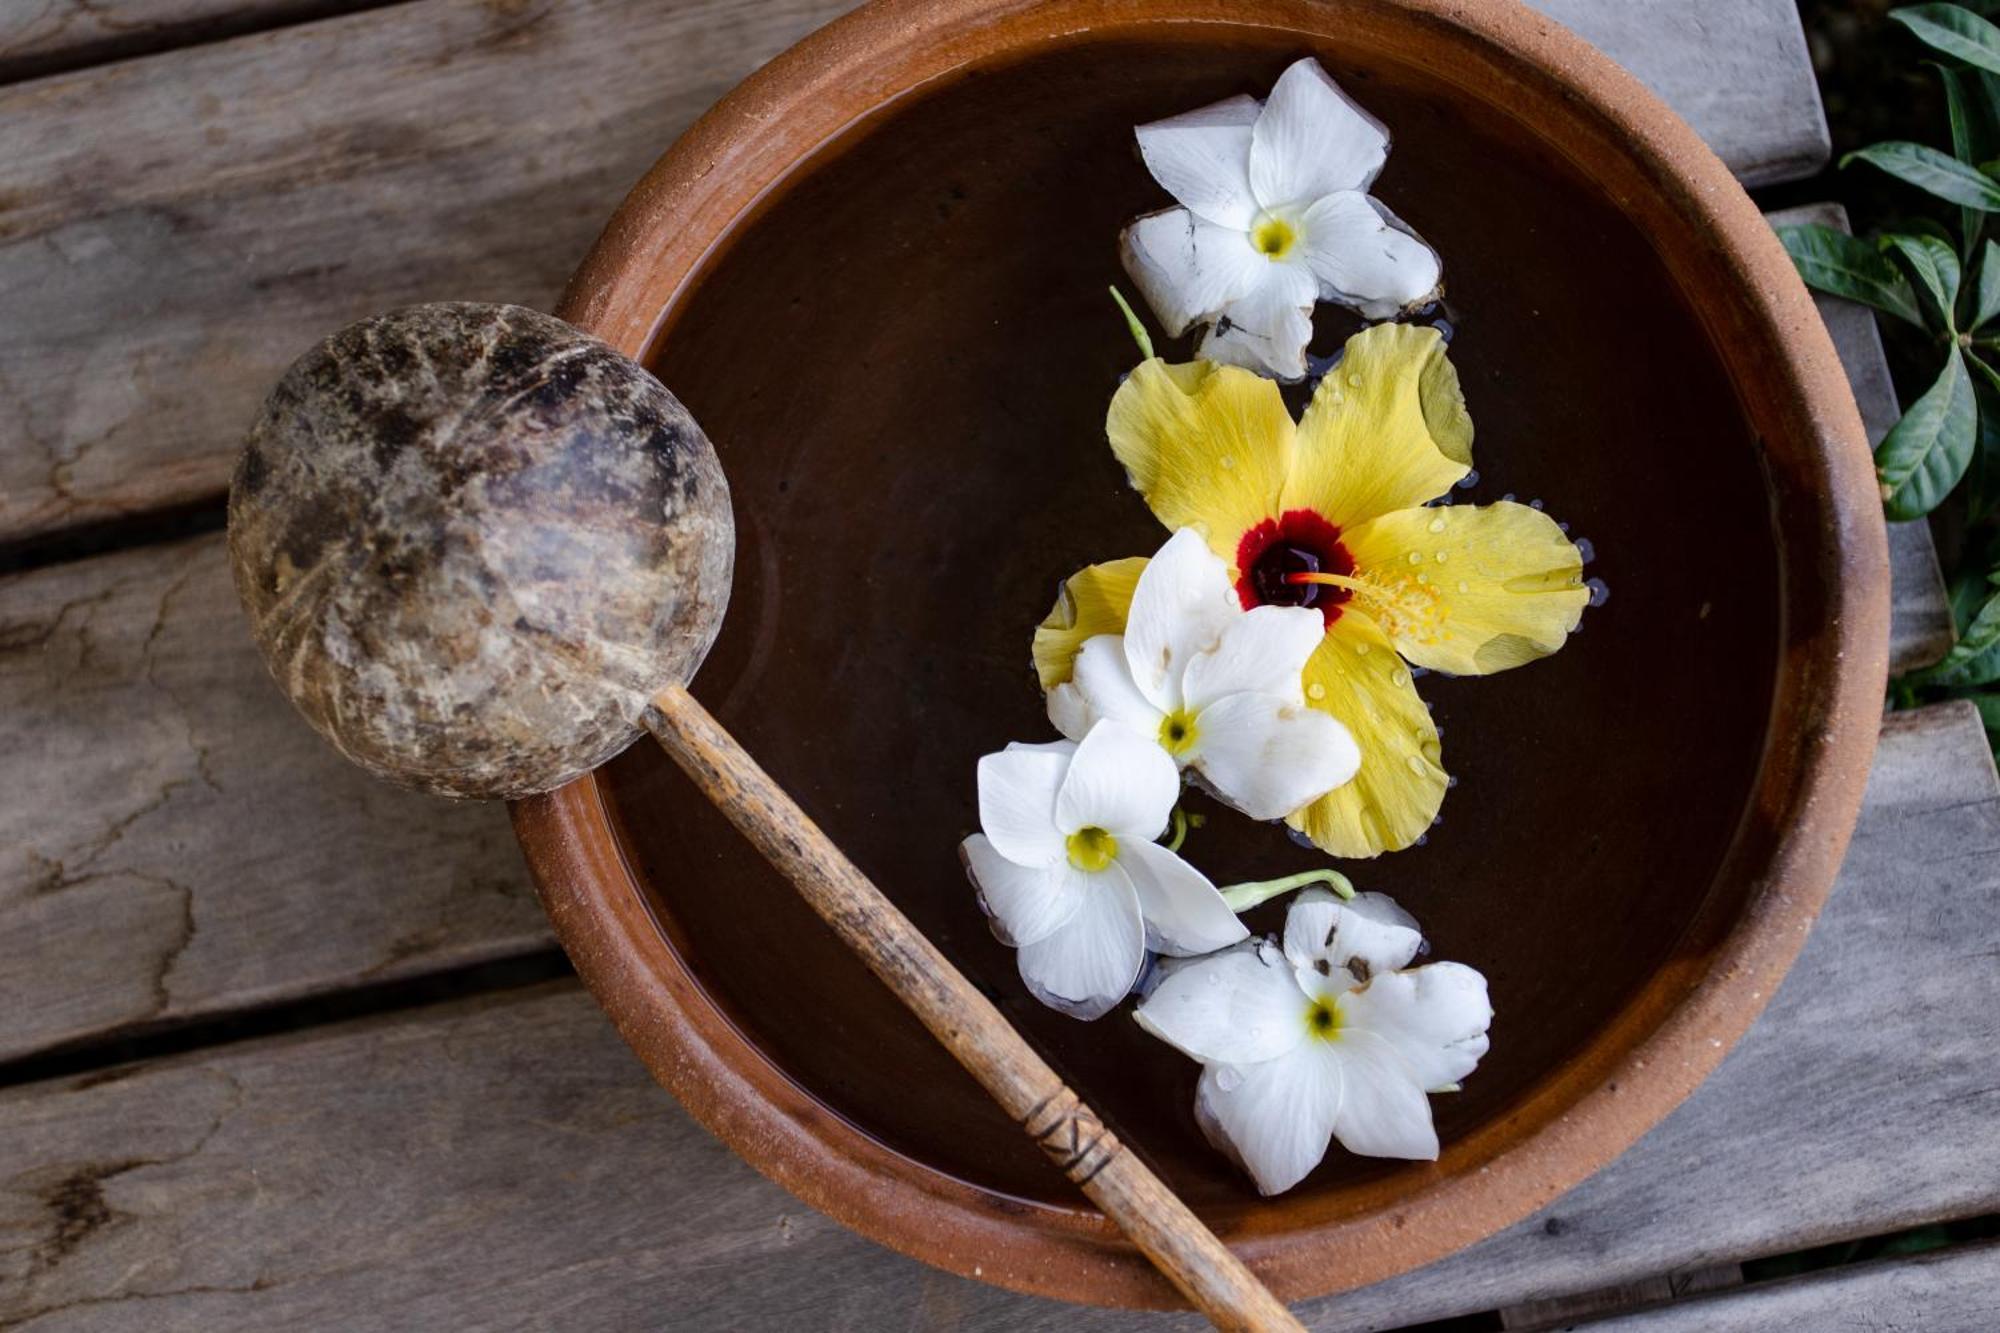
[1769,203,1955,674]
[0,0,378,84]
[0,534,549,1065]
[3,701,1989,1330]
[0,0,1825,547]
[1572,1242,2000,1331]
[646,685,1304,1331]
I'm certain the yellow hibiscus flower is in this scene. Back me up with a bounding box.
[1034,321,1588,859]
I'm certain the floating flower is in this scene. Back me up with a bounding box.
[1135,889,1491,1195]
[1037,322,1588,858]
[1047,528,1360,821]
[962,721,1248,1019]
[1122,57,1443,381]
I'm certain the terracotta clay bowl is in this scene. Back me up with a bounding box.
[514,0,1889,1308]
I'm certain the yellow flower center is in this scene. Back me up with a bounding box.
[1158,709,1199,756]
[1306,996,1344,1043]
[1251,214,1299,259]
[1065,825,1119,872]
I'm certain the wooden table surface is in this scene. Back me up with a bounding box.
[0,1,1991,1329]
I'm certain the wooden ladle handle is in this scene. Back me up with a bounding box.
[644,684,1306,1332]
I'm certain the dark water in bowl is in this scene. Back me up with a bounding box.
[604,32,1779,1214]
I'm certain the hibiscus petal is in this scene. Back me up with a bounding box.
[1186,691,1361,821]
[1249,58,1391,210]
[1016,863,1148,1020]
[975,746,1070,868]
[1050,633,1167,744]
[1117,838,1249,957]
[1032,557,1148,691]
[1134,940,1307,1064]
[1056,719,1181,842]
[1181,604,1325,712]
[1342,501,1590,676]
[1341,962,1493,1091]
[1135,94,1262,230]
[1121,208,1267,337]
[1283,323,1471,530]
[1121,528,1240,714]
[1106,361,1295,562]
[1195,1042,1346,1195]
[1282,888,1423,979]
[1300,190,1442,320]
[1196,264,1318,382]
[962,833,1085,948]
[1327,1030,1440,1160]
[1285,615,1448,858]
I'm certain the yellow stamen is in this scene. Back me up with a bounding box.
[1158,709,1199,757]
[1287,569,1451,649]
[1306,996,1343,1042]
[1065,825,1118,873]
[1251,215,1299,259]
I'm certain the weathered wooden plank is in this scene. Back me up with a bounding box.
[1571,1243,2000,1331]
[0,533,549,1065]
[0,0,370,85]
[1769,202,1955,674]
[2,702,1989,1329]
[1497,1264,1740,1330]
[0,0,1827,547]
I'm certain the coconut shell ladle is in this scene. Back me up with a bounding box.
[228,303,1305,1332]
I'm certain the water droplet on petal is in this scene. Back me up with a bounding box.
[1346,372,1363,388]
[1405,754,1427,776]
[1220,454,1236,471]
[1457,580,1469,593]
[1427,516,1447,534]
[1354,642,1371,655]
[1587,577,1611,607]
[1215,1066,1245,1092]
[1392,668,1410,687]
[1575,537,1596,563]
[1307,682,1327,700]
[1435,551,1448,564]
[1406,551,1422,565]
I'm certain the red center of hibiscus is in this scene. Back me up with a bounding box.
[1235,509,1356,627]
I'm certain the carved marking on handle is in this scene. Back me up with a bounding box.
[1021,1087,1121,1188]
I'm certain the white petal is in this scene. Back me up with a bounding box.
[1117,838,1249,957]
[1121,209,1266,338]
[1016,864,1148,1020]
[1299,191,1442,319]
[1181,604,1325,712]
[1134,940,1306,1065]
[975,746,1069,868]
[1327,1031,1439,1160]
[1056,720,1181,841]
[1135,94,1262,230]
[962,834,1085,947]
[1249,58,1390,208]
[1122,528,1239,713]
[1185,692,1360,821]
[1055,634,1167,742]
[1342,962,1493,1090]
[1195,1043,1345,1195]
[1283,888,1423,979]
[1196,269,1316,381]
[1005,738,1078,757]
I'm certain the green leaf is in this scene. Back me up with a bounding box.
[1893,4,2000,78]
[1883,232,1965,329]
[1845,141,2000,211]
[1776,224,1926,326]
[1942,62,2000,248]
[1914,582,2000,686]
[1877,348,1978,519]
[1972,241,2000,327]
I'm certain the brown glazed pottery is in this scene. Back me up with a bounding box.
[514,0,1890,1308]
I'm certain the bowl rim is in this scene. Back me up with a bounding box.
[515,0,1891,1308]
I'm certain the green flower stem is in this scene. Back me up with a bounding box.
[1109,286,1155,360]
[1220,868,1355,913]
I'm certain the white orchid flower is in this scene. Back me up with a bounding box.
[962,721,1248,1020]
[1121,57,1443,380]
[1048,528,1360,821]
[1135,889,1492,1195]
